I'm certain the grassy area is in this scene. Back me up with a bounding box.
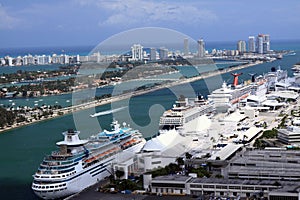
[253,129,278,148]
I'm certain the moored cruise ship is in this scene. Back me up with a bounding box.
[32,120,146,199]
[208,67,287,113]
[159,94,215,134]
[208,73,253,113]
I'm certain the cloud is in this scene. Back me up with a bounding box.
[77,0,218,27]
[0,5,20,29]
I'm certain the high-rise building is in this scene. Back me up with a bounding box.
[256,34,264,54]
[6,56,13,66]
[76,55,80,63]
[150,48,157,61]
[263,34,270,53]
[131,44,143,61]
[158,47,168,60]
[248,36,255,53]
[89,52,101,62]
[237,40,246,54]
[197,39,205,58]
[256,34,270,54]
[184,38,189,56]
[23,55,28,65]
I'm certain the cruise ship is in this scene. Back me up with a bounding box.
[264,66,288,91]
[32,120,146,199]
[207,73,253,113]
[159,94,215,134]
[208,67,288,112]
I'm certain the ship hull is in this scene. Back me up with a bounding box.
[33,156,114,199]
[32,138,146,200]
[32,120,150,199]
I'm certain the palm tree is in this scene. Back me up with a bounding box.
[115,170,125,180]
[176,157,184,166]
[185,152,192,159]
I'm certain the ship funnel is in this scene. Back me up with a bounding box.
[231,73,243,86]
[197,92,204,100]
[248,73,257,83]
[271,67,276,72]
[67,129,75,133]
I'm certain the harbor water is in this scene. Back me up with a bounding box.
[0,41,300,199]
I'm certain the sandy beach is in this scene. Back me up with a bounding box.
[0,61,263,133]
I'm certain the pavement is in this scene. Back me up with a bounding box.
[69,192,196,200]
[66,183,196,200]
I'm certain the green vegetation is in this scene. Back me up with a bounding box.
[3,78,75,98]
[115,170,125,180]
[0,107,17,128]
[291,109,300,117]
[253,129,278,148]
[0,104,63,127]
[147,159,211,178]
[176,157,184,166]
[116,179,141,191]
[185,152,192,159]
[148,163,181,178]
[261,129,278,138]
[278,115,288,128]
[215,174,224,179]
[0,67,78,84]
[189,166,211,178]
[106,177,143,192]
[95,94,112,100]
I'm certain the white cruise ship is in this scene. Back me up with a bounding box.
[264,66,288,91]
[208,73,253,113]
[208,67,288,112]
[159,94,215,134]
[32,120,146,199]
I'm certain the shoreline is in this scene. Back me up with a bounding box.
[0,61,263,133]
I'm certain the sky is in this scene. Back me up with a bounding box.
[1,0,300,48]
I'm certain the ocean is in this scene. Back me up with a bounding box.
[0,40,300,199]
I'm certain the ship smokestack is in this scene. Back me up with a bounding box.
[231,73,243,86]
[249,73,257,83]
[271,67,276,72]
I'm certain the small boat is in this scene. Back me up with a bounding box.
[90,106,127,117]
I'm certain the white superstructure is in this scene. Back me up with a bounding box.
[208,81,252,113]
[32,121,146,199]
[159,94,215,134]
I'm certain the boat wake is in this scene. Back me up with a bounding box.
[90,106,127,117]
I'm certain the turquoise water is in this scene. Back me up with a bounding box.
[0,64,63,74]
[0,42,300,199]
[0,46,93,57]
[0,62,235,108]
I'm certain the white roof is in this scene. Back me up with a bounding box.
[142,138,165,151]
[247,95,260,102]
[246,106,270,110]
[210,143,243,160]
[247,95,267,102]
[275,82,290,88]
[56,130,88,146]
[143,129,182,152]
[262,100,285,107]
[293,119,300,125]
[288,86,300,91]
[56,139,88,146]
[237,127,262,142]
[222,112,247,122]
[267,91,299,100]
[143,129,207,157]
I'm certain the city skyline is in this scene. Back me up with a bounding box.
[1,0,300,48]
